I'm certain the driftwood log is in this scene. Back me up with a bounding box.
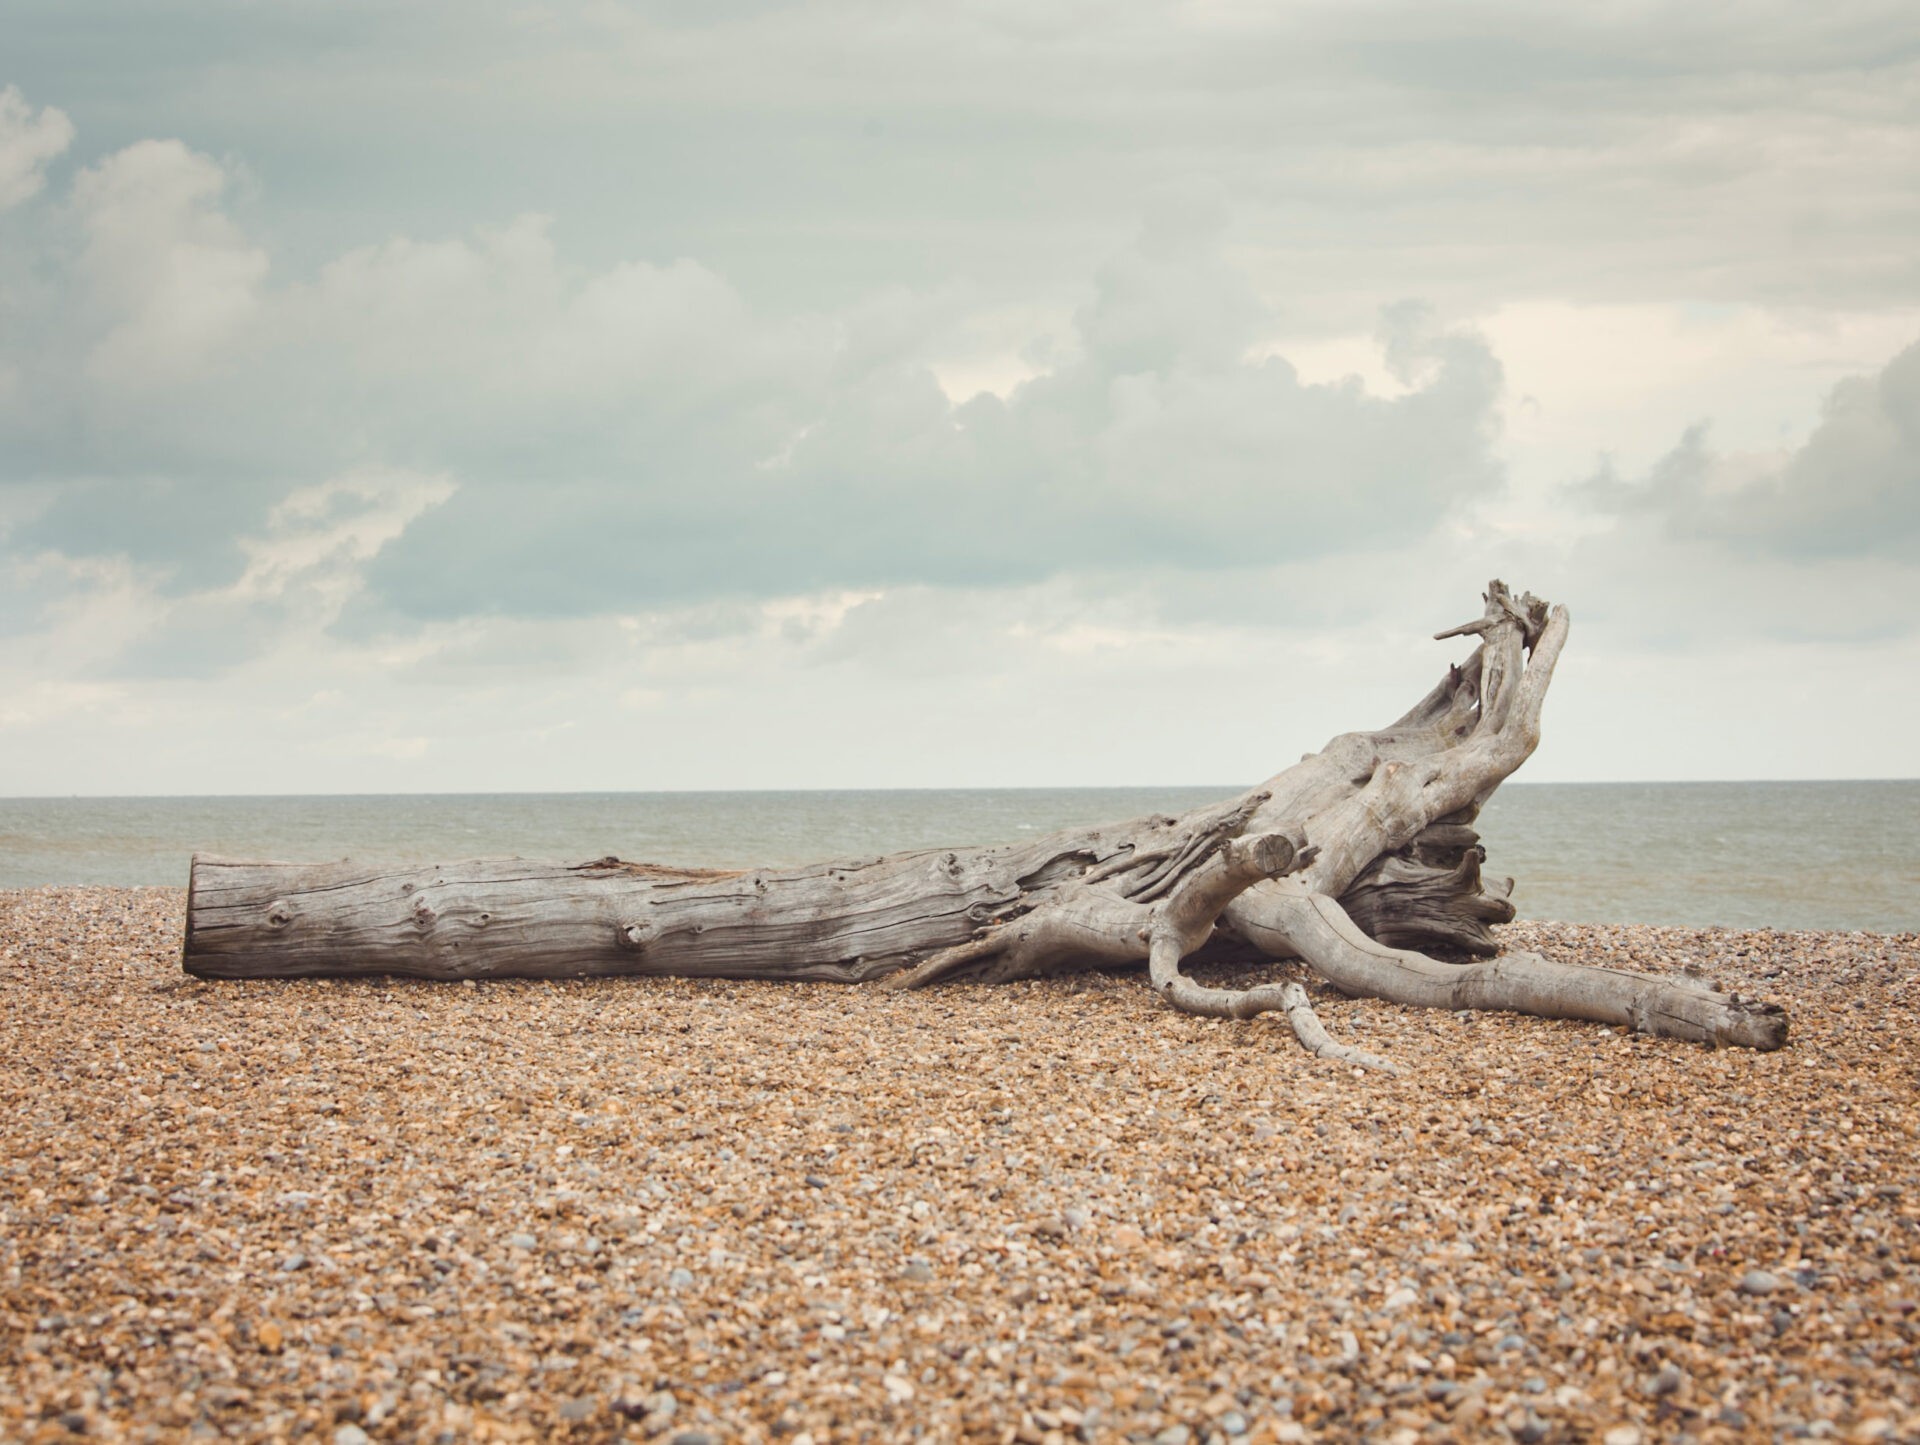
[183,583,1788,1069]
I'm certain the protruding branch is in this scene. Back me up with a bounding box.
[1233,882,1788,1051]
[1156,830,1305,937]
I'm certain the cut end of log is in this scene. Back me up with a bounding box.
[1705,996,1791,1052]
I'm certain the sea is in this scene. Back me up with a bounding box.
[1,781,1915,933]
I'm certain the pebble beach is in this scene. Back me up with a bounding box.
[2,888,1916,1444]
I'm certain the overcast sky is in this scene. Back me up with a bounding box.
[3,0,1918,793]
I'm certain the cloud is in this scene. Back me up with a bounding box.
[112,466,456,677]
[15,3,1918,335]
[0,85,71,209]
[1577,338,1920,559]
[70,138,269,385]
[5,6,1920,791]
[3,141,1508,626]
[354,240,1504,618]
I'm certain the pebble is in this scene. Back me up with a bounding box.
[333,1427,371,1445]
[2,891,1917,1444]
[1645,1364,1684,1397]
[1741,1268,1784,1295]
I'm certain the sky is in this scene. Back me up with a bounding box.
[2,0,1918,794]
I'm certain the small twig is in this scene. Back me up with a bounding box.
[1278,982,1400,1075]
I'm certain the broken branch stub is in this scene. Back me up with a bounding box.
[183,582,1789,1064]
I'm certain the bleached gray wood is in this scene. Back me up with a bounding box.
[183,582,1790,1059]
[183,796,1289,984]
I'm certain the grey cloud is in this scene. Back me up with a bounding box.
[14,475,262,593]
[357,223,1503,619]
[5,4,1916,322]
[1578,339,1920,559]
[0,129,1506,625]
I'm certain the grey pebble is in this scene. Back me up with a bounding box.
[668,1267,695,1289]
[1219,1410,1248,1436]
[1152,1427,1192,1445]
[1644,1364,1683,1397]
[668,1433,719,1445]
[279,1253,307,1272]
[508,1233,538,1251]
[902,1259,934,1282]
[1739,1268,1782,1295]
[334,1428,371,1445]
[805,1173,830,1188]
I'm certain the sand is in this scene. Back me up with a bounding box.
[2,887,1916,1444]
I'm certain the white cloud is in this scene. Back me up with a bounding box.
[0,85,72,210]
[238,467,458,604]
[71,139,269,385]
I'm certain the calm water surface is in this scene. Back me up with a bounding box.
[1,782,1914,932]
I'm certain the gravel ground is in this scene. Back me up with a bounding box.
[2,887,1916,1445]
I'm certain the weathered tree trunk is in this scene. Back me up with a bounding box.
[183,583,1789,1066]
